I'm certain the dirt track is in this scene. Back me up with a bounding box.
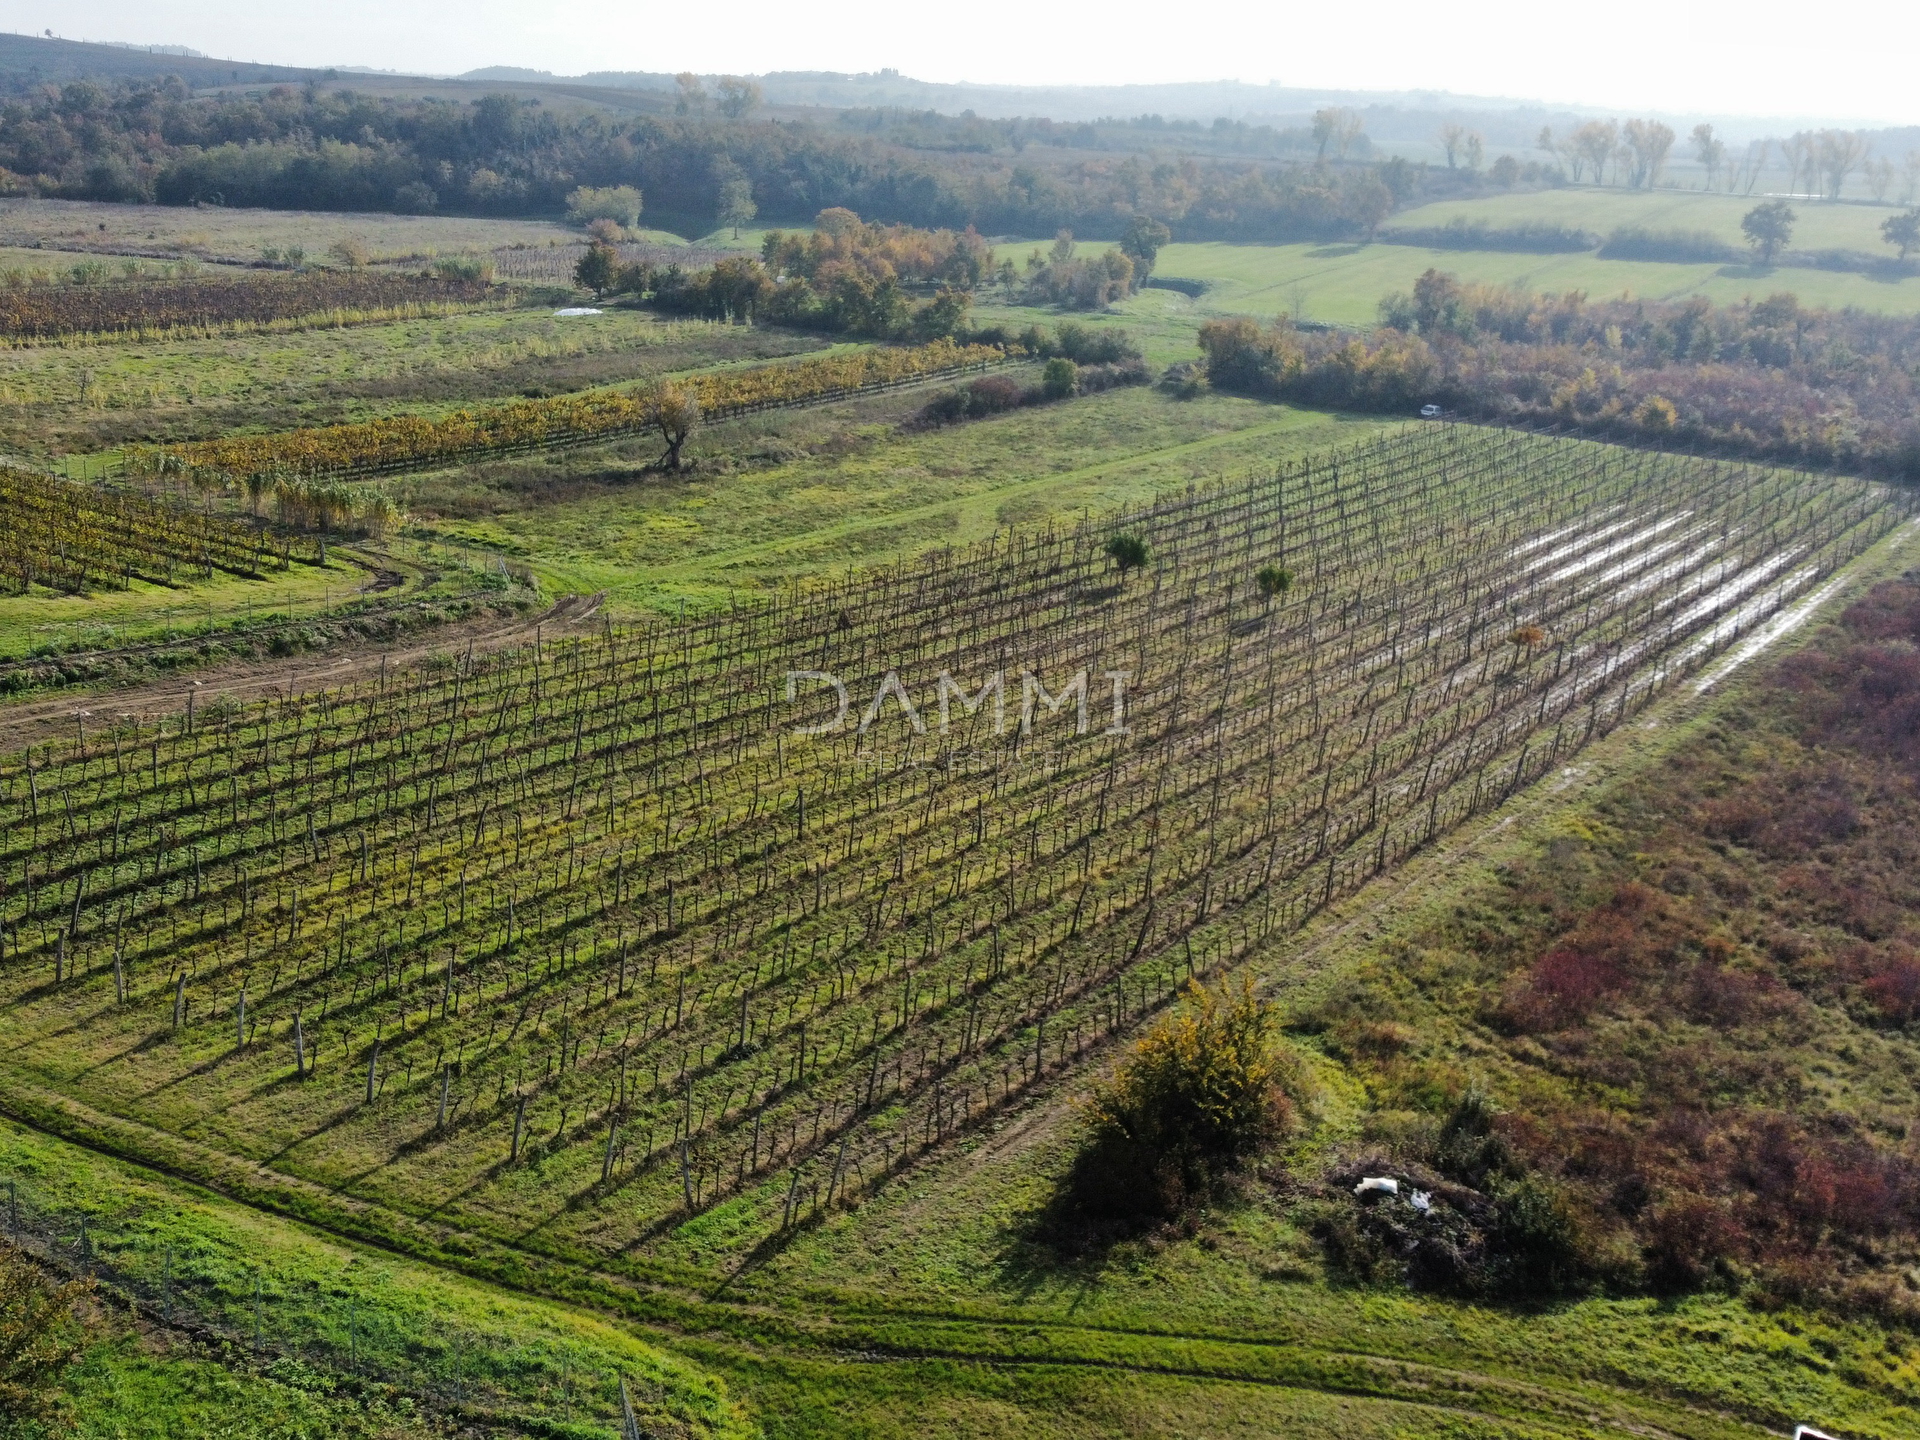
[0,592,605,750]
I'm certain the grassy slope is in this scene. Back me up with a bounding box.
[62,1336,442,1440]
[0,1119,749,1439]
[412,383,1387,611]
[1148,238,1920,329]
[1392,188,1910,254]
[0,532,536,669]
[0,549,357,662]
[1141,179,1920,329]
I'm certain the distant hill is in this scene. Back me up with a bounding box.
[454,67,1846,152]
[0,32,315,91]
[463,66,1549,125]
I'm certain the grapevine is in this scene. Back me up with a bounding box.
[0,464,309,594]
[0,427,1902,1276]
[130,341,1006,483]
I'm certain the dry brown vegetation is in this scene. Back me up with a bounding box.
[1302,574,1920,1318]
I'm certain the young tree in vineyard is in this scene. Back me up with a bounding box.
[1103,532,1148,575]
[1256,564,1294,600]
[574,241,620,299]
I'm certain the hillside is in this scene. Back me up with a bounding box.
[0,32,314,91]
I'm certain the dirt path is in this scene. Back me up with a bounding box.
[0,591,605,750]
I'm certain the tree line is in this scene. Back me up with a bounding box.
[1197,271,1920,479]
[573,208,1168,335]
[0,77,1414,243]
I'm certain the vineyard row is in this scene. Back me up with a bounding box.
[0,427,1902,1275]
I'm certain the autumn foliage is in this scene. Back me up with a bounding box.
[131,340,1003,482]
[1199,275,1920,478]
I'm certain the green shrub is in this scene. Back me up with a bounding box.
[1255,564,1294,598]
[431,254,495,284]
[1041,356,1079,399]
[1103,533,1149,574]
[0,1239,91,1430]
[565,184,644,230]
[1069,979,1301,1220]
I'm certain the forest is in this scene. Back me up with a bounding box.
[0,79,1409,239]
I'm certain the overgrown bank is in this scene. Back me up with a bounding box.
[1290,573,1920,1319]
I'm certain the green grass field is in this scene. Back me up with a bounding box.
[0,551,358,662]
[1145,235,1920,329]
[1391,186,1912,254]
[0,1120,747,1438]
[404,381,1386,611]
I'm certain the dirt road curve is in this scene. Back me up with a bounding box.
[0,593,605,751]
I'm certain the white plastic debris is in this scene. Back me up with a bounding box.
[1353,1176,1399,1198]
[552,307,603,317]
[1409,1189,1432,1214]
[1793,1428,1840,1440]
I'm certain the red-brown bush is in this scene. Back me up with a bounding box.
[1644,1195,1745,1291]
[1864,952,1920,1023]
[1502,884,1654,1031]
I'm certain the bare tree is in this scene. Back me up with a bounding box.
[1536,125,1561,172]
[1780,132,1814,195]
[717,76,762,120]
[1314,107,1364,161]
[1738,138,1769,196]
[1571,120,1619,185]
[1904,151,1920,205]
[1865,156,1895,203]
[1439,122,1466,169]
[1336,109,1366,160]
[1622,119,1676,188]
[1464,132,1485,172]
[1691,123,1725,190]
[674,72,708,116]
[1818,130,1869,200]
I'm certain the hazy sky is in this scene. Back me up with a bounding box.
[8,0,1918,126]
